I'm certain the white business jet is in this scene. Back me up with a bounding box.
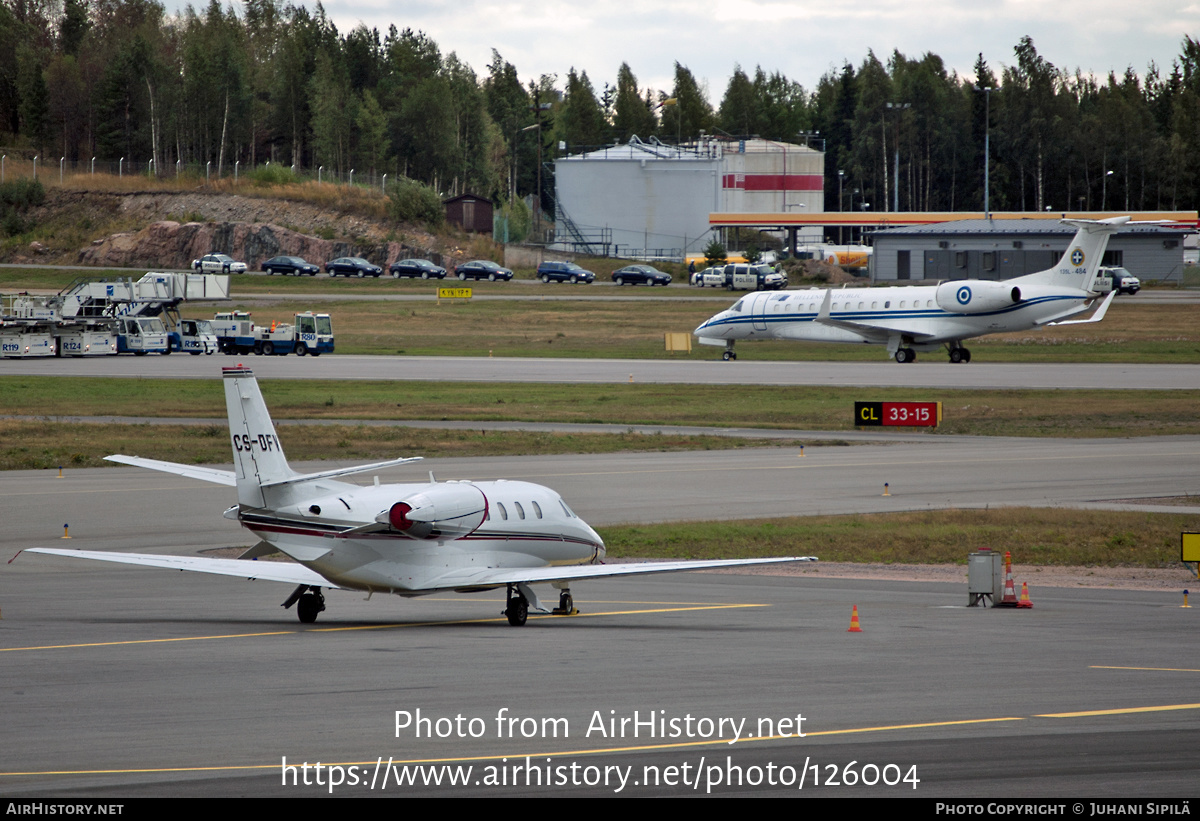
[695,216,1127,363]
[24,367,813,626]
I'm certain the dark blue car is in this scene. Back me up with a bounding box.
[455,260,514,281]
[261,256,320,276]
[326,257,382,277]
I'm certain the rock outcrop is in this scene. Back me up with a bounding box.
[78,220,439,271]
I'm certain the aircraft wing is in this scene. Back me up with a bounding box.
[21,548,339,587]
[105,455,237,486]
[425,556,818,591]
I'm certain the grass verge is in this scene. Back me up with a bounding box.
[3,377,1200,438]
[598,507,1194,567]
[0,419,802,470]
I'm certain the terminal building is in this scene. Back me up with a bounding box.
[867,219,1191,283]
[553,137,823,259]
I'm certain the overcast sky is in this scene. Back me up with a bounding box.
[214,0,1196,97]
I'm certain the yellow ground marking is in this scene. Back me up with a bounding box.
[313,604,766,633]
[1090,665,1200,673]
[0,604,766,651]
[1036,703,1200,718]
[19,707,1200,779]
[0,630,295,652]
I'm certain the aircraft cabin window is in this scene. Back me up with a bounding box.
[514,502,525,520]
[496,502,508,520]
[532,501,543,519]
[872,302,878,309]
[900,300,906,308]
[885,301,891,309]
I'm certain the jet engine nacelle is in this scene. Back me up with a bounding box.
[935,281,1022,314]
[376,483,488,540]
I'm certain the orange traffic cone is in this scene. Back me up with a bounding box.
[997,566,1018,607]
[1017,582,1033,608]
[847,605,863,632]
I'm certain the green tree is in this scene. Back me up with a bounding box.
[557,68,606,149]
[661,63,712,142]
[717,65,758,135]
[612,62,655,141]
[308,50,355,174]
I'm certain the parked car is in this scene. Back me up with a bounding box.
[455,260,514,281]
[261,256,319,276]
[537,261,595,284]
[389,258,447,279]
[724,263,786,291]
[691,266,727,288]
[612,265,671,286]
[325,257,382,277]
[192,253,247,274]
[1104,266,1141,295]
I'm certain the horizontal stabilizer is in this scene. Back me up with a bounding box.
[261,456,424,488]
[23,547,337,587]
[1046,289,1116,326]
[105,455,236,486]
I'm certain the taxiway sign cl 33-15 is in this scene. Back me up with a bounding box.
[695,216,1129,363]
[23,367,814,625]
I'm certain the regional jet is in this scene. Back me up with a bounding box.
[694,216,1128,363]
[22,367,814,625]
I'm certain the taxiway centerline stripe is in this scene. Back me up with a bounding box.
[1036,703,1200,718]
[0,605,766,650]
[10,704,1200,778]
[1090,665,1200,673]
[0,630,297,652]
[310,604,767,633]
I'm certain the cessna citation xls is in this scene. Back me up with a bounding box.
[23,367,814,626]
[695,216,1129,363]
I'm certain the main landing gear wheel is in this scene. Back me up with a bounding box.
[894,348,916,363]
[505,586,529,626]
[295,588,325,623]
[949,347,972,363]
[554,590,576,615]
[722,350,737,361]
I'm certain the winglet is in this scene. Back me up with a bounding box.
[816,288,832,321]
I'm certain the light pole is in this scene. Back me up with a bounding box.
[885,103,909,212]
[973,85,992,219]
[838,169,845,245]
[1102,169,1113,212]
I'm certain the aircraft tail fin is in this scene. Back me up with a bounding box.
[223,365,296,507]
[1034,216,1129,290]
